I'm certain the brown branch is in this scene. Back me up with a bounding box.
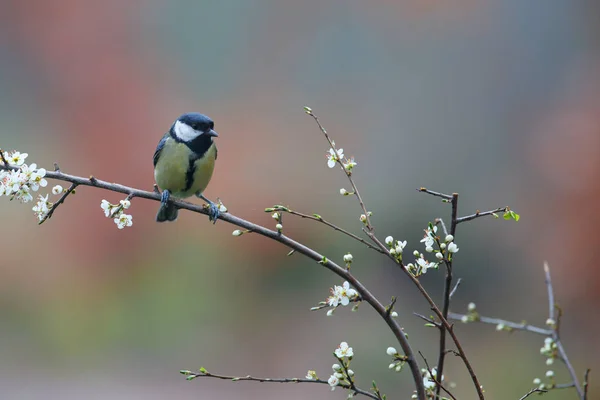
[518,387,548,399]
[417,187,453,200]
[0,149,9,166]
[39,182,79,224]
[418,351,458,400]
[0,162,426,400]
[306,110,374,231]
[180,370,380,400]
[434,193,458,399]
[448,312,553,336]
[456,207,508,224]
[277,208,385,254]
[544,263,584,399]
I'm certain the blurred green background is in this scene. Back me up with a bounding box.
[1,1,598,399]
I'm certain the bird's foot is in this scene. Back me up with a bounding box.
[161,189,170,205]
[198,194,220,224]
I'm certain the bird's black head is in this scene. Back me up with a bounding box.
[178,113,214,133]
[171,112,218,143]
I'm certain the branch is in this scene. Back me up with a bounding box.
[276,208,385,254]
[180,370,380,400]
[39,182,79,224]
[0,162,427,400]
[447,312,553,336]
[544,263,584,399]
[418,351,458,400]
[456,207,508,224]
[417,187,453,200]
[518,387,548,399]
[435,193,458,399]
[306,110,374,231]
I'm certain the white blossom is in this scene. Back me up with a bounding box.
[386,347,397,356]
[447,242,459,253]
[120,199,131,209]
[305,370,317,380]
[232,230,243,236]
[32,194,51,222]
[335,342,353,359]
[343,253,353,263]
[385,236,394,246]
[51,185,63,195]
[7,151,28,166]
[327,148,344,168]
[114,213,133,229]
[420,225,438,248]
[328,374,339,390]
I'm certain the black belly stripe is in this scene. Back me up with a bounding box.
[183,155,197,193]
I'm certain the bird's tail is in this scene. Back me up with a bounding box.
[156,202,179,222]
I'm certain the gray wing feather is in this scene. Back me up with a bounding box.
[153,134,168,167]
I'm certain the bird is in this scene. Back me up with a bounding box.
[153,112,219,223]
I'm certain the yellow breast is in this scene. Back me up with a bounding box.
[154,138,217,199]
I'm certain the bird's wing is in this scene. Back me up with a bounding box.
[153,133,168,167]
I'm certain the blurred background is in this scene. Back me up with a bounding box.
[0,1,598,399]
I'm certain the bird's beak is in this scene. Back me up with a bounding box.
[206,129,218,137]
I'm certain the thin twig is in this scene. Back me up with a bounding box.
[280,208,385,253]
[449,278,462,299]
[544,263,584,399]
[0,149,9,166]
[0,162,427,400]
[447,312,553,335]
[418,351,458,400]
[39,182,79,224]
[307,111,374,231]
[518,387,548,399]
[456,207,508,224]
[181,370,380,400]
[367,231,485,400]
[413,312,439,328]
[308,114,481,399]
[417,187,453,200]
[434,218,448,236]
[434,193,458,400]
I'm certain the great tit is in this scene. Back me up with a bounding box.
[153,113,219,223]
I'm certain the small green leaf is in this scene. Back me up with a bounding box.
[313,214,322,219]
[503,212,511,220]
[232,377,240,382]
[492,213,499,219]
[199,367,207,374]
[186,375,197,381]
[319,256,328,265]
[424,323,436,328]
[180,370,192,375]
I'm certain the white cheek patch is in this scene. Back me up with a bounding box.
[173,120,202,141]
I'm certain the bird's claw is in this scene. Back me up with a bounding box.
[205,201,220,224]
[161,189,170,205]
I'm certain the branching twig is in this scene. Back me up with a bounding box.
[306,110,374,232]
[518,387,548,399]
[447,312,553,335]
[449,278,462,300]
[0,162,427,400]
[456,207,508,224]
[544,263,584,398]
[417,187,453,200]
[418,351,458,400]
[39,182,79,224]
[180,370,380,400]
[277,208,385,253]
